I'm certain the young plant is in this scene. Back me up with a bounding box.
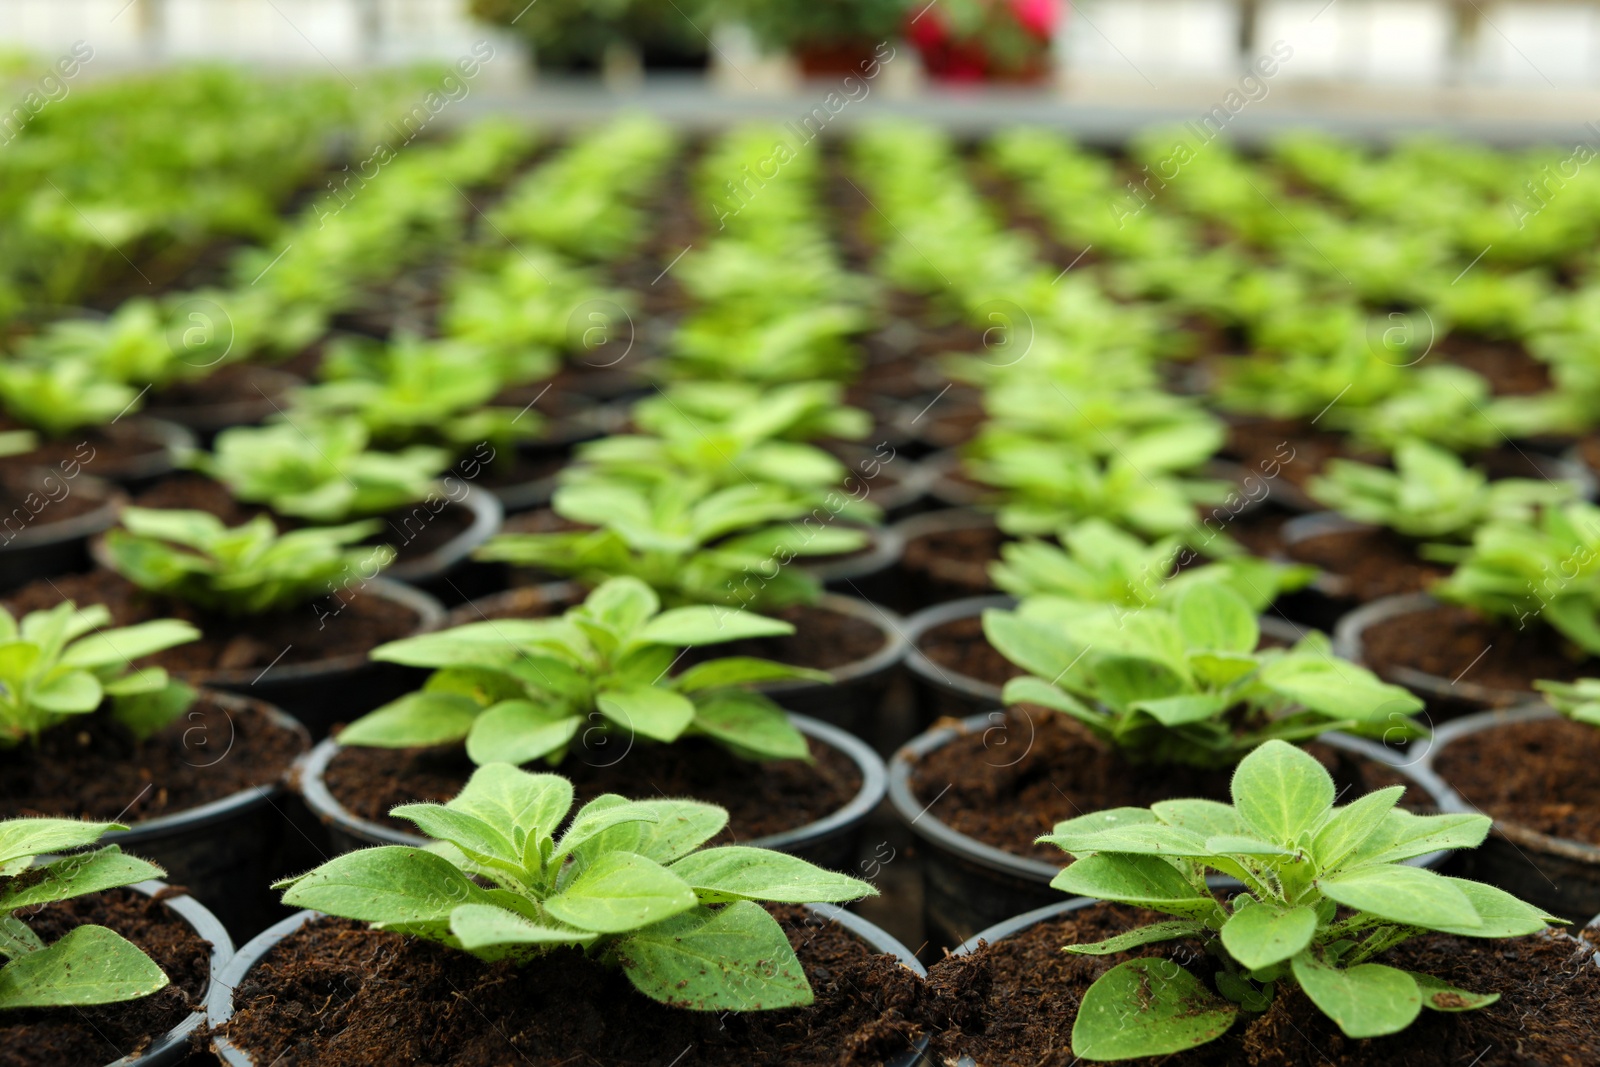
[0,602,200,748]
[1327,366,1518,455]
[103,507,393,616]
[1534,677,1600,725]
[0,819,170,1010]
[0,357,142,438]
[197,420,449,523]
[274,763,873,1009]
[18,300,208,390]
[1431,500,1600,655]
[475,478,866,610]
[1046,740,1560,1060]
[989,518,1315,612]
[1307,439,1575,541]
[340,577,823,765]
[985,584,1423,767]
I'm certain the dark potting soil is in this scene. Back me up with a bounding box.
[923,901,1600,1067]
[678,602,886,673]
[472,448,566,493]
[0,467,107,527]
[455,583,585,626]
[0,694,302,822]
[222,906,923,1067]
[0,420,169,482]
[323,735,862,842]
[1224,507,1292,558]
[147,362,294,413]
[901,523,1005,598]
[1286,526,1450,602]
[917,615,1022,689]
[1437,334,1552,396]
[132,474,477,563]
[1435,715,1600,846]
[1362,603,1600,695]
[1224,418,1349,490]
[908,708,1419,863]
[0,888,212,1067]
[4,568,418,673]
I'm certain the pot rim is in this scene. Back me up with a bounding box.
[802,523,906,584]
[1332,591,1531,708]
[161,577,445,688]
[207,902,923,1067]
[104,689,310,843]
[888,711,1455,886]
[1418,702,1600,865]
[0,471,126,551]
[299,711,888,856]
[143,366,303,432]
[109,877,236,1067]
[385,482,504,585]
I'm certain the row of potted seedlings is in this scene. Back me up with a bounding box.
[6,98,1600,1062]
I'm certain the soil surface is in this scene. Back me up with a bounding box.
[0,694,302,822]
[324,735,862,842]
[1223,418,1350,491]
[1286,526,1451,602]
[1362,603,1600,695]
[900,521,1005,601]
[917,615,1021,690]
[925,902,1600,1066]
[0,888,211,1067]
[0,420,172,482]
[909,708,1419,862]
[133,474,477,563]
[147,362,294,416]
[1224,507,1292,558]
[678,602,886,673]
[222,907,923,1066]
[5,569,419,673]
[1436,715,1600,845]
[0,467,107,528]
[1437,335,1551,396]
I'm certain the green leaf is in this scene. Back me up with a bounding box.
[1318,865,1482,930]
[1042,819,1208,858]
[31,671,102,714]
[570,800,727,867]
[1291,952,1421,1038]
[1428,878,1560,938]
[673,657,830,691]
[0,819,124,868]
[0,848,164,913]
[1149,800,1245,839]
[1259,658,1423,722]
[1220,903,1317,970]
[0,926,168,1009]
[447,764,574,848]
[635,607,792,647]
[1309,786,1406,871]
[1231,740,1335,847]
[1130,693,1230,727]
[1173,584,1258,653]
[1048,854,1219,920]
[389,805,518,869]
[278,846,497,923]
[689,691,810,761]
[1343,810,1492,867]
[339,692,481,748]
[61,621,201,668]
[1071,958,1237,1060]
[984,609,1088,681]
[1063,919,1207,956]
[465,701,581,766]
[544,851,696,933]
[580,578,659,637]
[617,900,812,1011]
[1410,971,1500,1012]
[1001,675,1100,720]
[596,685,696,743]
[448,904,596,954]
[551,797,662,863]
[667,847,874,904]
[110,679,196,742]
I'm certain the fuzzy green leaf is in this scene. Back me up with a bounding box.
[1220,903,1318,970]
[1071,958,1237,1060]
[1290,952,1421,1039]
[544,851,696,933]
[667,847,874,904]
[617,900,812,1011]
[0,926,168,1009]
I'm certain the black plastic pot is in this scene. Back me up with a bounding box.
[93,878,236,1067]
[806,524,905,592]
[889,714,1454,950]
[1333,592,1529,714]
[1418,703,1600,923]
[923,450,983,510]
[903,595,1321,723]
[0,471,126,592]
[442,579,587,629]
[299,713,887,872]
[826,443,932,519]
[1277,511,1385,631]
[145,366,301,441]
[88,417,197,489]
[95,690,310,939]
[382,483,503,595]
[182,577,445,739]
[207,902,926,1067]
[484,402,621,515]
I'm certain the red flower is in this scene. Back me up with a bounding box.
[1010,0,1061,38]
